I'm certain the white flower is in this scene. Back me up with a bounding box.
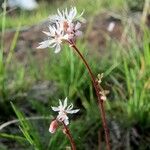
[37,23,68,53]
[51,97,79,125]
[50,7,83,34]
[37,7,84,52]
[51,7,77,26]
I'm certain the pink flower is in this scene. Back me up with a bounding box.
[49,120,58,133]
[37,22,68,53]
[37,7,84,52]
[50,7,82,30]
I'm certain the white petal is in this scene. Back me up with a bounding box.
[64,118,69,125]
[70,7,77,20]
[63,97,68,109]
[63,34,69,40]
[50,43,57,48]
[67,103,73,110]
[65,8,68,17]
[57,113,63,120]
[75,22,81,30]
[42,31,51,36]
[37,40,50,49]
[57,113,68,122]
[68,7,77,21]
[66,109,80,114]
[54,44,61,53]
[66,23,74,32]
[75,30,82,37]
[57,9,63,18]
[59,99,63,108]
[49,27,55,36]
[51,106,60,111]
[55,22,62,34]
[49,39,56,45]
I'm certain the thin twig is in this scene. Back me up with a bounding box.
[98,129,102,150]
[70,43,110,150]
[62,122,76,150]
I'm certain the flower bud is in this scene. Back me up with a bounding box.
[49,120,58,133]
[101,95,106,101]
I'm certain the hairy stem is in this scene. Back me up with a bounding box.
[70,43,110,150]
[62,122,76,150]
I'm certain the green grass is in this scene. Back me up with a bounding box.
[123,28,150,127]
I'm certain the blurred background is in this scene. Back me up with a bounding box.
[0,0,150,149]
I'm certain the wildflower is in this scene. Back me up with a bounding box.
[50,7,82,31]
[51,7,83,40]
[37,22,68,53]
[37,7,84,52]
[51,97,79,125]
[49,119,58,133]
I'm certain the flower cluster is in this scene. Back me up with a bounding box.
[49,97,79,133]
[37,7,83,53]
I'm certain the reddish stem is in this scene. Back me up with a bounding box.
[62,122,76,150]
[70,43,110,150]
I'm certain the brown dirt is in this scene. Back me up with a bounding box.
[1,12,149,64]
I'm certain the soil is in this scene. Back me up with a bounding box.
[1,12,149,63]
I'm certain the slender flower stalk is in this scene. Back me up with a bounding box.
[69,42,110,150]
[38,7,110,150]
[62,121,76,150]
[49,120,76,150]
